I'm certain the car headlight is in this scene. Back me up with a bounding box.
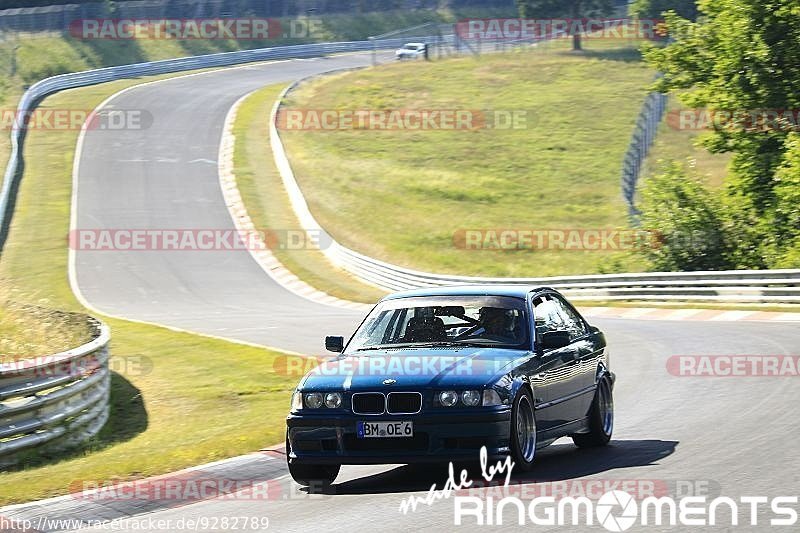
[482,389,503,406]
[462,390,481,407]
[324,392,342,409]
[304,392,323,409]
[291,391,303,411]
[439,390,458,407]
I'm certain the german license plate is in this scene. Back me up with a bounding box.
[357,421,413,438]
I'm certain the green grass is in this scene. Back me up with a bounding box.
[0,6,519,85]
[280,42,656,278]
[0,72,296,505]
[0,6,518,188]
[233,84,386,304]
[0,298,93,362]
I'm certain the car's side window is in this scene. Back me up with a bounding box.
[532,297,565,335]
[551,297,587,340]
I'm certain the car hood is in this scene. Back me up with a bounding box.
[299,347,530,391]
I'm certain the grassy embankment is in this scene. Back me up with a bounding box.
[0,74,308,506]
[278,40,655,278]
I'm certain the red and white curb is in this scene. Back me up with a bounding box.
[580,306,800,322]
[218,90,371,312]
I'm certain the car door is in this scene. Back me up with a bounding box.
[529,294,584,429]
[548,294,599,421]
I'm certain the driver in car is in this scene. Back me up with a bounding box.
[478,307,519,343]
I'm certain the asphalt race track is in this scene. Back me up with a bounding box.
[72,54,390,354]
[58,53,800,531]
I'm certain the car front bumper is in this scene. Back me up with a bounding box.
[286,408,511,465]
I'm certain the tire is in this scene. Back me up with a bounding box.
[509,387,537,471]
[572,377,614,448]
[287,462,340,488]
[286,432,340,487]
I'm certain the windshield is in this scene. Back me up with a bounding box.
[347,295,529,352]
[404,44,421,50]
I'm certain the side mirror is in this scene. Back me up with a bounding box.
[540,330,571,351]
[325,336,344,353]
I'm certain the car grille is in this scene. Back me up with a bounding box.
[352,393,386,415]
[387,392,422,414]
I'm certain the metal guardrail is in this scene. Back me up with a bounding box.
[271,79,800,304]
[0,314,110,465]
[0,37,420,250]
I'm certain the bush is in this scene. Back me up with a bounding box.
[639,161,734,271]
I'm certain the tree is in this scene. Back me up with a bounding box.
[629,0,699,21]
[515,0,614,51]
[768,133,800,266]
[643,0,800,268]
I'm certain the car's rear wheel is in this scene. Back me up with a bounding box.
[509,387,537,471]
[572,377,613,448]
[286,433,340,487]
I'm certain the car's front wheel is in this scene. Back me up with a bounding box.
[286,433,340,487]
[572,377,614,448]
[509,387,537,471]
[287,462,340,487]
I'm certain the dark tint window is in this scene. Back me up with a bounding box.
[348,295,529,351]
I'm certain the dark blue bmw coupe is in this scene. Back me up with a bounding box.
[285,285,614,486]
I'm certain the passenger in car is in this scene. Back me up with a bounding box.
[403,307,447,342]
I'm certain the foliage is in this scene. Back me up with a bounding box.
[641,0,800,268]
[639,161,733,271]
[629,0,699,20]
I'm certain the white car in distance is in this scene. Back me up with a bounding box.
[395,42,427,60]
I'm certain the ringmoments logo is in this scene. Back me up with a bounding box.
[395,448,796,528]
[453,491,799,528]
